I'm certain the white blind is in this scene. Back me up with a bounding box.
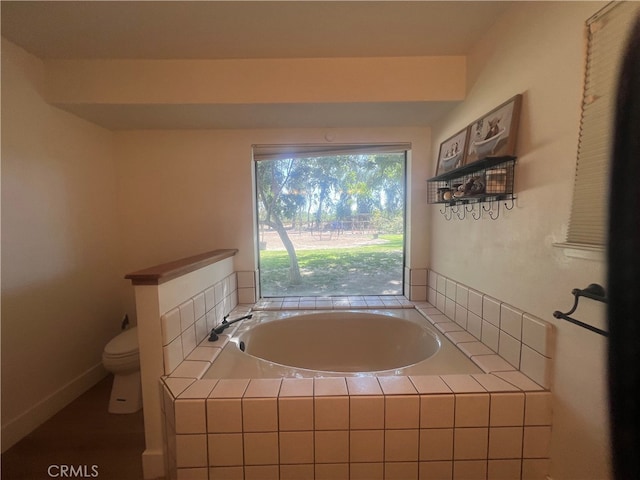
[253,143,411,161]
[567,1,640,246]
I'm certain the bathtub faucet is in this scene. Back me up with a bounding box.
[208,313,253,342]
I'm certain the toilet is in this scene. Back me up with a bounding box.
[102,326,142,414]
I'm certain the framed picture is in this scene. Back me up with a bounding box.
[436,127,470,175]
[466,94,523,164]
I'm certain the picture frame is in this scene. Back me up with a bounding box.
[436,127,470,175]
[465,94,523,164]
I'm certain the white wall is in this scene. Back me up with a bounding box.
[1,40,124,450]
[114,126,431,274]
[429,3,610,479]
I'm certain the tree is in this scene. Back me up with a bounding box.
[256,159,303,285]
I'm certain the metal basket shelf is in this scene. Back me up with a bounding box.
[427,156,516,220]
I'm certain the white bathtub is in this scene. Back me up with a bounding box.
[203,309,481,378]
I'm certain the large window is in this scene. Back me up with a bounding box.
[254,144,407,297]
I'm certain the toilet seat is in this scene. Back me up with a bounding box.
[103,327,140,373]
[104,327,139,357]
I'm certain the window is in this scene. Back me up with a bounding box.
[253,144,408,297]
[565,1,640,251]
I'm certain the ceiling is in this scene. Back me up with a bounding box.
[1,1,515,129]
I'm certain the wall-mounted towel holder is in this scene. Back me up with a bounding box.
[553,283,608,336]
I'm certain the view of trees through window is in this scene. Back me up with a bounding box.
[256,150,406,297]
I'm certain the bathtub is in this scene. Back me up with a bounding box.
[203,309,481,378]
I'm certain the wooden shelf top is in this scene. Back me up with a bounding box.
[125,248,238,285]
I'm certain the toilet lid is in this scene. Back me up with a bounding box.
[104,327,139,357]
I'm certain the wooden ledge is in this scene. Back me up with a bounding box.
[125,249,238,285]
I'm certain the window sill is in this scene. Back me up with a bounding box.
[553,242,605,261]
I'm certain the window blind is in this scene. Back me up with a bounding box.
[567,1,640,246]
[253,143,411,161]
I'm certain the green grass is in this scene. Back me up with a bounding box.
[259,234,404,296]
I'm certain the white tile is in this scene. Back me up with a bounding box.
[445,297,456,319]
[171,360,210,379]
[458,342,494,357]
[428,270,438,289]
[483,296,501,327]
[523,426,551,458]
[520,345,552,389]
[194,316,209,344]
[454,393,489,427]
[378,376,417,395]
[445,331,477,345]
[179,299,196,332]
[411,268,428,286]
[498,331,522,369]
[467,312,483,340]
[488,427,523,459]
[524,392,553,426]
[164,377,196,398]
[204,287,216,313]
[385,395,420,429]
[468,289,483,317]
[181,325,197,358]
[446,279,457,300]
[410,285,427,302]
[436,274,447,294]
[493,372,543,391]
[175,399,207,434]
[420,429,454,461]
[409,375,452,394]
[420,394,455,428]
[187,346,221,363]
[175,434,207,467]
[456,284,469,308]
[238,287,256,304]
[193,293,206,322]
[436,292,446,313]
[164,336,185,375]
[471,374,520,393]
[500,304,523,340]
[481,321,499,352]
[179,379,218,399]
[428,287,437,305]
[522,313,554,358]
[161,307,182,346]
[472,355,516,374]
[440,375,486,393]
[454,303,468,328]
[489,392,525,426]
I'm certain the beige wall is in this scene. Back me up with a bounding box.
[114,126,431,274]
[1,40,124,449]
[429,3,610,479]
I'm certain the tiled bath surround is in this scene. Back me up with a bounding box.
[160,273,240,377]
[425,270,555,390]
[151,261,554,479]
[163,375,551,480]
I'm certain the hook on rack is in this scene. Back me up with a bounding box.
[504,196,516,210]
[471,203,482,220]
[440,204,453,221]
[553,283,608,336]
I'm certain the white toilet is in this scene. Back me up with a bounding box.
[102,326,142,414]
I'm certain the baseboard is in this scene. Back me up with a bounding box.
[142,448,166,480]
[1,362,108,452]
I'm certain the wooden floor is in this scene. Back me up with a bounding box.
[2,375,148,480]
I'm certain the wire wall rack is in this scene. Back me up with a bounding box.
[427,156,516,220]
